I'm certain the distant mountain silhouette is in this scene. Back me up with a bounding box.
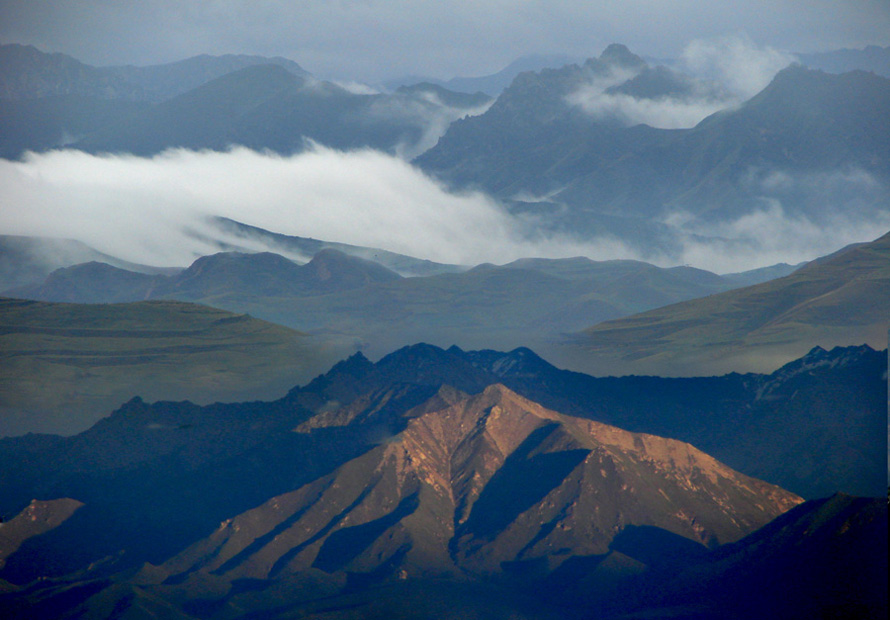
[0,44,492,159]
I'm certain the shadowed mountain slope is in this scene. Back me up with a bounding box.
[591,493,888,619]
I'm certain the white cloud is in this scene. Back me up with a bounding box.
[667,201,890,274]
[0,147,632,268]
[567,88,731,130]
[678,33,797,99]
[365,91,494,160]
[330,80,380,95]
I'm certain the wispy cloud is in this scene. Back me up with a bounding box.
[678,33,797,99]
[567,34,796,129]
[666,166,890,272]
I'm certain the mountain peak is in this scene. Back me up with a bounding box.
[164,384,800,585]
[598,43,646,70]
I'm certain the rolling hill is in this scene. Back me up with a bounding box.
[0,297,345,436]
[563,230,890,375]
[9,245,792,367]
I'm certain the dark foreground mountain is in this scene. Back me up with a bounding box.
[564,230,890,376]
[0,377,803,618]
[0,297,345,436]
[0,342,884,618]
[588,493,888,619]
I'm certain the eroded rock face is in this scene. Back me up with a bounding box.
[160,384,801,585]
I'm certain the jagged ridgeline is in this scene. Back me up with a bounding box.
[0,342,885,618]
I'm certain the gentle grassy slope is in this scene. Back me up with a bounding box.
[563,232,890,375]
[0,298,344,436]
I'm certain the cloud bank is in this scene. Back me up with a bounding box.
[0,147,635,268]
[1,147,886,274]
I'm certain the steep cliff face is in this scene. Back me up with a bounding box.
[159,384,801,587]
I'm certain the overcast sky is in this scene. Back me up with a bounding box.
[1,0,888,82]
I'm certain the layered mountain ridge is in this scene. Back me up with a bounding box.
[0,344,883,618]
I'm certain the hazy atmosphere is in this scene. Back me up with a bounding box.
[1,0,888,81]
[0,3,887,618]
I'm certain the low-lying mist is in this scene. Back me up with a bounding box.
[1,147,886,273]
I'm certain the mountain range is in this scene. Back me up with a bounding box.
[0,43,492,160]
[0,341,884,618]
[416,45,890,253]
[1,40,887,619]
[6,228,885,378]
[3,43,888,258]
[387,45,890,97]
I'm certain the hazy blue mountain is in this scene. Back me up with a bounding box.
[104,53,309,102]
[0,234,175,292]
[70,64,491,157]
[0,44,492,159]
[0,95,150,158]
[0,43,307,102]
[0,44,144,100]
[798,45,890,77]
[385,53,585,96]
[417,48,890,252]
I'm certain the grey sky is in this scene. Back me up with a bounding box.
[1,1,888,82]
